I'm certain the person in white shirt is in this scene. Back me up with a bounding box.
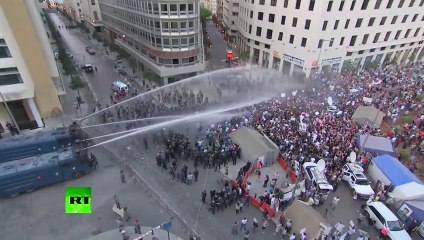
[289,233,296,240]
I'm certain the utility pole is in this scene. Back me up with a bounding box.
[0,90,21,132]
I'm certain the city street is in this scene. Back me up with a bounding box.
[0,148,186,240]
[49,13,142,109]
[205,20,229,71]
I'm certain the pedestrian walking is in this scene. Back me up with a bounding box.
[116,218,124,232]
[121,230,130,240]
[201,190,207,204]
[232,221,238,235]
[120,170,126,183]
[123,207,130,221]
[263,174,269,187]
[194,168,199,182]
[323,208,328,218]
[345,224,356,240]
[331,196,340,210]
[235,202,240,214]
[239,201,243,213]
[134,219,141,234]
[243,229,250,240]
[95,66,98,72]
[261,217,268,233]
[274,223,283,236]
[114,195,121,209]
[252,217,258,233]
[240,217,248,231]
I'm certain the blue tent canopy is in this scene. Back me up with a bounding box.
[356,135,394,155]
[373,155,422,187]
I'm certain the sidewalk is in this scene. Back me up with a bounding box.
[90,226,184,240]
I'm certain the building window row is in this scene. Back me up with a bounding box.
[101,8,196,35]
[103,15,198,50]
[124,38,199,67]
[110,0,195,16]
[0,39,12,58]
[321,14,423,31]
[267,0,424,11]
[0,67,23,86]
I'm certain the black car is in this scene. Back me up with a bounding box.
[118,69,128,76]
[81,64,94,73]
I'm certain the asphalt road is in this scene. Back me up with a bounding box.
[50,13,140,108]
[205,20,229,71]
[0,148,186,240]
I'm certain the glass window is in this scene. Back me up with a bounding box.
[301,37,307,47]
[269,14,275,23]
[163,39,170,46]
[258,12,263,20]
[355,18,363,27]
[391,16,398,24]
[380,17,387,25]
[162,22,169,29]
[153,3,159,14]
[181,38,188,45]
[292,17,298,27]
[180,4,186,12]
[161,4,168,14]
[327,0,333,11]
[189,37,194,44]
[266,29,273,39]
[281,16,286,25]
[189,21,194,29]
[322,21,328,30]
[305,19,311,29]
[173,59,179,64]
[171,22,178,31]
[278,32,283,41]
[180,22,187,29]
[0,46,12,58]
[0,74,23,85]
[309,0,315,10]
[289,35,294,44]
[295,0,301,9]
[188,4,194,12]
[349,35,357,46]
[256,27,262,36]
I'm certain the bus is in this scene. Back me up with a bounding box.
[0,145,92,198]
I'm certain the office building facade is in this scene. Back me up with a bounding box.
[227,0,424,78]
[0,0,63,131]
[98,0,205,85]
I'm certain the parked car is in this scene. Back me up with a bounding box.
[342,163,374,199]
[363,201,411,240]
[85,47,95,55]
[303,162,333,191]
[112,80,129,94]
[118,69,128,76]
[81,64,94,73]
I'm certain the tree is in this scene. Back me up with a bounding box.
[143,68,155,81]
[238,51,250,61]
[69,75,85,98]
[118,48,130,59]
[200,7,212,22]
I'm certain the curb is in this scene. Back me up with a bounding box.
[90,226,184,240]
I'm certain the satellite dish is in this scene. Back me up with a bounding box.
[327,97,333,106]
[349,151,357,163]
[317,159,326,171]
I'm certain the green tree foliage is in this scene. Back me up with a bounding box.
[143,68,155,80]
[200,7,212,22]
[238,51,250,61]
[69,75,85,97]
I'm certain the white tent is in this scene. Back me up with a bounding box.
[391,182,424,203]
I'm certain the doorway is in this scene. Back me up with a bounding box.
[6,100,32,130]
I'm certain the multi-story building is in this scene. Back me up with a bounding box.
[99,0,205,85]
[230,0,424,78]
[216,0,224,21]
[80,0,104,32]
[0,0,63,131]
[210,0,218,15]
[63,0,84,23]
[223,0,239,43]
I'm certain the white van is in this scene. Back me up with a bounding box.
[342,163,374,199]
[364,201,411,240]
[303,162,333,191]
[112,80,129,93]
